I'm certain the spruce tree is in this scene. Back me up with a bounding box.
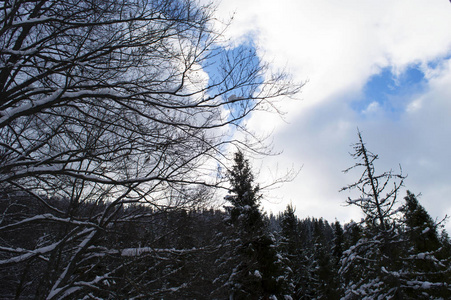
[309,219,340,300]
[278,204,309,299]
[226,151,264,230]
[398,191,451,298]
[339,130,406,299]
[332,221,344,265]
[214,151,284,299]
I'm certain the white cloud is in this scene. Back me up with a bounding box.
[207,0,451,231]
[362,101,381,115]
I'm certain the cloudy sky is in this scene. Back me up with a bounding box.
[208,0,451,230]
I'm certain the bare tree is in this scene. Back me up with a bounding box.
[0,0,300,298]
[339,130,407,299]
[340,129,405,229]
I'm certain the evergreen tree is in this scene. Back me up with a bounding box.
[309,219,341,300]
[278,204,308,299]
[332,221,344,265]
[226,151,264,230]
[403,191,440,252]
[280,204,299,255]
[398,191,451,298]
[216,151,285,299]
[339,130,406,299]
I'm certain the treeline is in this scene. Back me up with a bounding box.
[0,193,305,298]
[1,151,450,299]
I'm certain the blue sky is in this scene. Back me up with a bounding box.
[355,65,426,118]
[204,0,451,231]
[203,44,263,123]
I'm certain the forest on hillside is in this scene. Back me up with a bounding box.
[0,0,450,299]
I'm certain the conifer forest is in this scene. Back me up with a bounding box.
[0,0,450,299]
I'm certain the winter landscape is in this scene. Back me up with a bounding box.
[1,0,450,299]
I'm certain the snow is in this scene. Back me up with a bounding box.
[120,247,200,257]
[422,227,430,234]
[47,286,81,300]
[0,88,122,127]
[63,89,117,99]
[121,247,151,256]
[0,89,63,126]
[47,229,96,299]
[0,214,99,231]
[1,48,38,56]
[253,270,262,278]
[168,283,187,292]
[0,241,60,266]
[11,17,54,26]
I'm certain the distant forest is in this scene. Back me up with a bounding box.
[0,0,449,299]
[1,150,450,299]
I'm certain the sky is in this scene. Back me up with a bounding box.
[205,0,451,231]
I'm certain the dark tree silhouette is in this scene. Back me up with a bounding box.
[0,0,299,298]
[214,151,285,299]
